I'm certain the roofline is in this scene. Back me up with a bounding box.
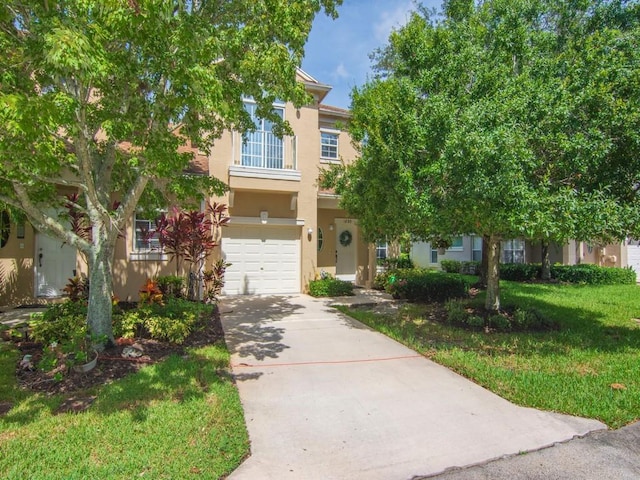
[319,105,351,119]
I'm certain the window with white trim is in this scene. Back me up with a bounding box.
[320,131,339,160]
[472,235,482,261]
[376,242,388,260]
[134,217,160,251]
[502,239,525,263]
[241,101,285,169]
[317,227,324,252]
[448,236,463,251]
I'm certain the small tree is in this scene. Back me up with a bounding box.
[0,1,341,345]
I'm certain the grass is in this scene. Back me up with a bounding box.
[338,281,640,429]
[0,341,248,479]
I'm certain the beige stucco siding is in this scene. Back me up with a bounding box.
[0,224,36,306]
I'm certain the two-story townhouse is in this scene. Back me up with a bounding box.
[209,69,373,294]
[0,70,374,306]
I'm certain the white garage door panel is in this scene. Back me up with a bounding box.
[222,225,301,295]
[627,242,640,282]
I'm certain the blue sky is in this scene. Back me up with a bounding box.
[301,0,441,109]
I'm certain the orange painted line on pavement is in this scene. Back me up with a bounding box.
[231,354,423,368]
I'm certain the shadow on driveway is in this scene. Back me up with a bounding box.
[220,295,304,374]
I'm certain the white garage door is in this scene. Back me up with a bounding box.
[627,240,640,282]
[222,225,301,295]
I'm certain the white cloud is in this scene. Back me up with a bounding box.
[333,62,350,80]
[373,1,416,43]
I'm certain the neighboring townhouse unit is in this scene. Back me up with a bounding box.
[411,236,640,281]
[0,70,374,306]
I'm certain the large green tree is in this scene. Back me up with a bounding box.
[325,0,640,311]
[0,0,340,346]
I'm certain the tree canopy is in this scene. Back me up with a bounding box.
[0,0,341,343]
[323,0,640,310]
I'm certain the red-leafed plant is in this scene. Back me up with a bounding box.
[154,203,230,301]
[203,259,231,304]
[155,207,191,276]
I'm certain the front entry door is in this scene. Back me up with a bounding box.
[35,233,77,297]
[335,218,357,281]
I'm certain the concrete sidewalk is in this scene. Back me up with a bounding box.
[221,294,605,480]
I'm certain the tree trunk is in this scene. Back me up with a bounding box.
[541,239,551,281]
[478,235,490,288]
[87,231,116,350]
[485,236,501,312]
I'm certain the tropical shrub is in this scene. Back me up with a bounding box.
[202,259,231,304]
[139,278,164,304]
[62,274,90,302]
[30,301,88,347]
[113,298,212,344]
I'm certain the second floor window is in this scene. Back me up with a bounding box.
[320,131,339,160]
[242,102,284,169]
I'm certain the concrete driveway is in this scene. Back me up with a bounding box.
[221,294,605,480]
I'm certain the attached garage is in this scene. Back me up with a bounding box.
[627,240,640,282]
[222,225,301,295]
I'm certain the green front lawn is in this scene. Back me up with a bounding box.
[0,342,248,479]
[339,281,640,429]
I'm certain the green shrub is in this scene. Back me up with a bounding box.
[440,260,480,275]
[382,254,414,270]
[386,269,469,302]
[156,275,185,298]
[488,313,511,331]
[466,315,485,328]
[500,263,541,281]
[440,259,462,274]
[461,261,481,275]
[444,299,468,325]
[443,299,558,332]
[373,271,390,290]
[308,278,354,297]
[30,301,88,346]
[113,298,212,344]
[550,264,636,285]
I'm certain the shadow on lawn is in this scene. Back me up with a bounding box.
[0,347,233,427]
[474,282,640,355]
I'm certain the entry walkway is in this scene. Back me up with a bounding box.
[221,294,605,480]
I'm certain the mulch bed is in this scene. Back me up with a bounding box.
[11,306,225,398]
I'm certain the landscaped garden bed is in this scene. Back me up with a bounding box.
[0,293,249,479]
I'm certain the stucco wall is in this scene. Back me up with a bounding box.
[0,223,36,306]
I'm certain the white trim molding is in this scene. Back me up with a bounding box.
[130,252,169,262]
[229,165,301,181]
[229,216,305,226]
